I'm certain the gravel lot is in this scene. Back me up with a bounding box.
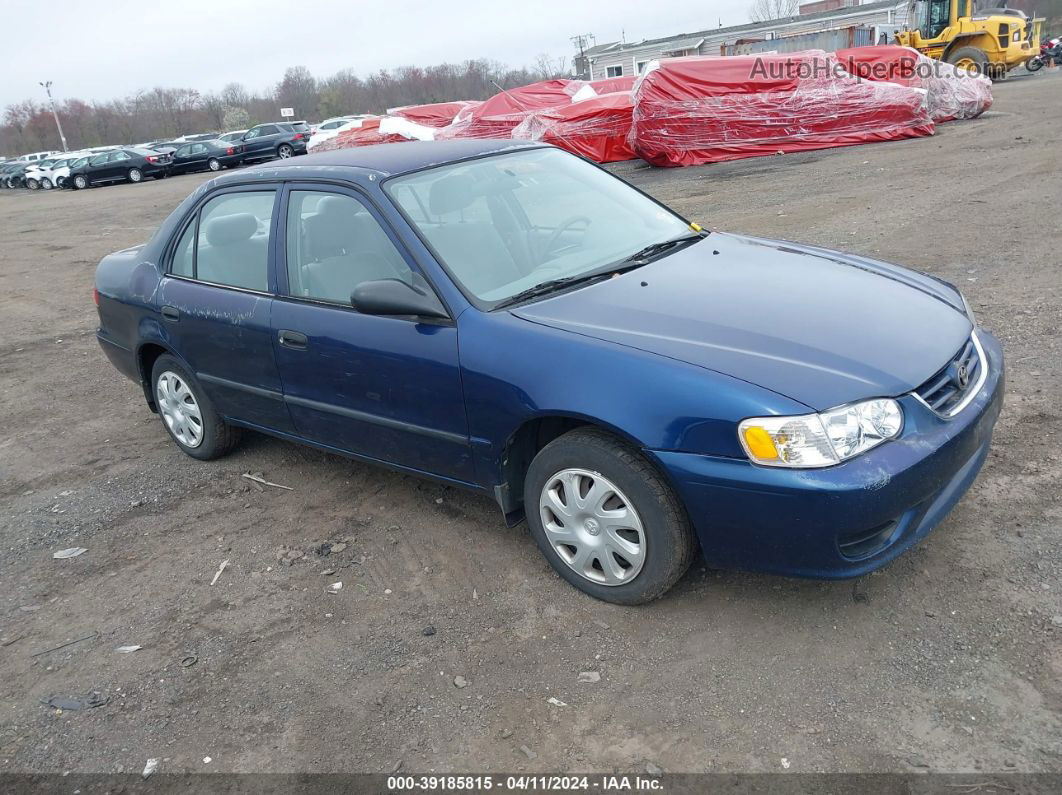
[1,73,1059,777]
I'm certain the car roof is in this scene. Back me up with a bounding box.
[237,139,543,179]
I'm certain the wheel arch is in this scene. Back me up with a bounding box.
[493,412,672,524]
[942,34,995,63]
[136,341,177,412]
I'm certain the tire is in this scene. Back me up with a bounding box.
[207,157,221,171]
[277,143,294,159]
[56,176,66,189]
[73,174,88,190]
[41,177,52,190]
[26,178,39,190]
[946,46,989,76]
[524,427,696,605]
[127,167,143,183]
[150,354,240,461]
[1026,56,1044,73]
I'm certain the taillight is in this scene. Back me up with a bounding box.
[93,287,100,306]
[293,133,304,140]
[146,155,158,163]
[226,146,234,155]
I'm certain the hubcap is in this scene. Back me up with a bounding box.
[539,468,646,586]
[209,159,220,170]
[130,170,141,182]
[279,147,292,158]
[156,371,204,448]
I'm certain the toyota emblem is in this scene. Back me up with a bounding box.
[956,363,970,388]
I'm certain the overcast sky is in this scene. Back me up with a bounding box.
[0,0,751,109]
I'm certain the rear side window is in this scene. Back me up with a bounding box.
[169,191,276,291]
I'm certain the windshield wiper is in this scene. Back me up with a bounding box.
[493,274,601,309]
[493,232,706,310]
[619,232,705,265]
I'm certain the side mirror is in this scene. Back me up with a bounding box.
[351,279,449,320]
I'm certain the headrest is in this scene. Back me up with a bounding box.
[315,196,352,218]
[205,213,257,247]
[429,173,478,216]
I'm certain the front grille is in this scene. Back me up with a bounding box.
[915,335,982,416]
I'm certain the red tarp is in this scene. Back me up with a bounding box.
[387,100,481,128]
[437,79,585,140]
[312,118,409,151]
[588,75,636,94]
[513,92,636,163]
[835,45,992,122]
[629,51,936,167]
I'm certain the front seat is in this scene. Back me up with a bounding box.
[423,174,523,296]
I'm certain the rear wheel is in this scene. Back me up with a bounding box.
[207,157,221,171]
[127,167,143,183]
[524,427,696,604]
[26,178,39,190]
[947,46,989,76]
[73,174,88,190]
[277,143,294,159]
[150,354,240,460]
[56,176,66,188]
[40,177,52,190]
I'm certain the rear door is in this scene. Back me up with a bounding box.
[171,145,193,174]
[156,186,294,433]
[244,125,279,158]
[270,184,473,482]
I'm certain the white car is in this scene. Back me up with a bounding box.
[306,116,374,152]
[28,152,91,189]
[217,129,247,143]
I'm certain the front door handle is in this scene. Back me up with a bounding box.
[161,305,179,322]
[278,329,308,350]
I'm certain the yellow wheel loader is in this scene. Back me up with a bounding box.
[897,0,1044,78]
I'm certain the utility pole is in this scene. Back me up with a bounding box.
[39,81,69,152]
[570,33,596,80]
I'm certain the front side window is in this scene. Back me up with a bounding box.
[285,191,412,305]
[170,191,276,291]
[386,148,691,305]
[90,154,107,166]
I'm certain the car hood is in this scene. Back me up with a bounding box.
[511,232,973,410]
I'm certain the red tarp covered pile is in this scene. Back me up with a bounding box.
[311,118,411,151]
[437,79,587,140]
[835,45,992,122]
[387,100,481,128]
[512,92,636,163]
[629,50,935,167]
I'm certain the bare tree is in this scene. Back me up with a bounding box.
[532,53,570,80]
[749,0,799,22]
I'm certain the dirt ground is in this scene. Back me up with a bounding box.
[1,73,1060,779]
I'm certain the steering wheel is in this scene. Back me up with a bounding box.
[541,215,591,262]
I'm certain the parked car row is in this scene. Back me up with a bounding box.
[1,121,310,192]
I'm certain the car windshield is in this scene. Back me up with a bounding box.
[386,148,694,307]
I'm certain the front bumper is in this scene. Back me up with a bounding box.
[650,329,1005,578]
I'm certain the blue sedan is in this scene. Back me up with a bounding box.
[94,140,1003,604]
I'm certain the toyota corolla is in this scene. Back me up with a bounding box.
[94,141,1004,604]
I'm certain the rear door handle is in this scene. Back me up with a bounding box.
[161,305,179,322]
[278,329,308,350]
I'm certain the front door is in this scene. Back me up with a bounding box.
[157,187,294,433]
[270,186,474,482]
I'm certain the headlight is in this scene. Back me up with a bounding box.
[738,398,904,468]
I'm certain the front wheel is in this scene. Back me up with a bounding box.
[277,144,294,159]
[150,355,240,460]
[73,174,88,190]
[128,167,143,183]
[26,178,39,190]
[207,157,221,171]
[947,46,989,76]
[524,427,696,605]
[1026,56,1044,72]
